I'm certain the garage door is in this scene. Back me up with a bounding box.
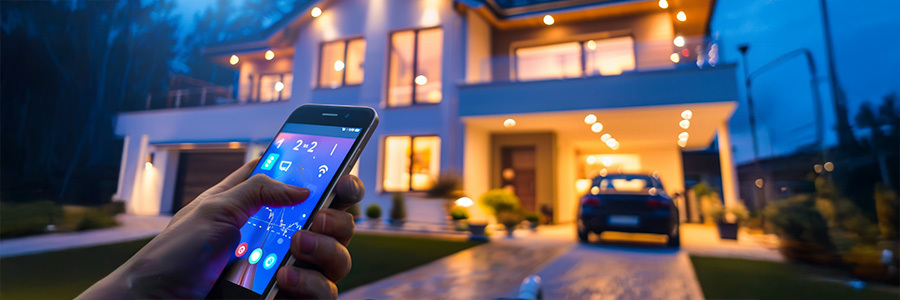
[172,151,246,213]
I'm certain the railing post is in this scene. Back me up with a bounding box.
[200,88,207,106]
[175,90,182,108]
[145,94,151,110]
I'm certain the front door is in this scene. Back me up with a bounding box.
[500,146,537,212]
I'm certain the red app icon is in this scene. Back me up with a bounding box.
[235,242,249,257]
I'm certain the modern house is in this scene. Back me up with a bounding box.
[114,0,740,225]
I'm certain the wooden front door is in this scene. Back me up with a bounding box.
[500,146,537,212]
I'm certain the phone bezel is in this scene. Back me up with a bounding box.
[206,104,378,299]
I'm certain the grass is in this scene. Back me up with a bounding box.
[0,233,482,299]
[690,256,898,300]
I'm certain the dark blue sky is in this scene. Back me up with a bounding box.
[174,0,900,164]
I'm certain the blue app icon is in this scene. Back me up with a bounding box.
[262,253,278,270]
[261,153,280,171]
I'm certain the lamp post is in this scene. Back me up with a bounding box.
[737,45,768,208]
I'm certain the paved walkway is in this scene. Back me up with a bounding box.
[0,214,170,258]
[680,223,783,262]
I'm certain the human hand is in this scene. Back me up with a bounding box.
[76,158,364,299]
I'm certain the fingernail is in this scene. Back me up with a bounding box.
[284,267,299,283]
[298,232,316,254]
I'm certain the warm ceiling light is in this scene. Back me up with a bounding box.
[229,55,239,65]
[591,122,604,133]
[673,36,685,47]
[311,7,322,18]
[265,50,275,60]
[586,40,597,50]
[415,75,428,86]
[679,119,690,129]
[679,132,690,140]
[681,109,693,120]
[334,60,345,71]
[610,142,620,151]
[503,118,516,128]
[584,114,597,125]
[658,0,669,9]
[670,53,680,63]
[274,81,284,92]
[543,15,555,25]
[823,161,834,172]
[677,139,687,148]
[600,133,611,143]
[676,11,686,22]
[586,155,596,164]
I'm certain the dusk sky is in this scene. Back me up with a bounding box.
[173,0,900,164]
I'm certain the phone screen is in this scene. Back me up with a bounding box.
[219,123,361,294]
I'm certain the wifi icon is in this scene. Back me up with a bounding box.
[317,165,328,178]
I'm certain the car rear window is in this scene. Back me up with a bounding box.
[594,176,660,194]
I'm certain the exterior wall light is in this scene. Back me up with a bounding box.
[658,0,668,9]
[681,109,693,120]
[503,118,516,128]
[229,55,239,65]
[676,11,686,22]
[543,15,555,25]
[311,7,322,18]
[673,36,685,47]
[591,122,603,133]
[670,53,680,63]
[584,114,597,125]
[265,50,275,60]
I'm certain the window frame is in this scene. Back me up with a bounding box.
[381,134,441,193]
[511,33,637,81]
[385,26,443,108]
[317,37,366,89]
[248,72,292,102]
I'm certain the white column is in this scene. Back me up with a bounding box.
[128,134,150,215]
[717,123,740,208]
[113,135,131,201]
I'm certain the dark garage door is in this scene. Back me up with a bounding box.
[172,151,246,213]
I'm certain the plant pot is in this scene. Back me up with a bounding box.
[368,218,381,227]
[388,219,406,227]
[529,222,539,232]
[505,226,515,238]
[468,223,488,241]
[453,219,469,231]
[717,221,739,240]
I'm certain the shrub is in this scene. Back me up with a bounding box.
[0,201,63,238]
[479,189,520,215]
[524,212,541,224]
[874,184,899,240]
[59,205,119,232]
[365,204,382,219]
[708,201,750,223]
[426,172,463,199]
[450,206,469,220]
[390,192,406,221]
[497,210,523,230]
[346,203,361,220]
[764,194,837,263]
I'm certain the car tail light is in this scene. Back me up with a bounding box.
[581,195,601,206]
[647,199,670,209]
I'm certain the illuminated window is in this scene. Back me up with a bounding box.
[388,28,443,107]
[250,73,292,102]
[382,136,441,192]
[515,36,635,81]
[319,38,366,88]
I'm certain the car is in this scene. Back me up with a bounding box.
[576,173,680,247]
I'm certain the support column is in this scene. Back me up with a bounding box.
[128,134,150,215]
[717,123,740,208]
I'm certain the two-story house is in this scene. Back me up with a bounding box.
[114,0,740,225]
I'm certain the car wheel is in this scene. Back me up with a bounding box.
[667,226,681,247]
[577,228,589,243]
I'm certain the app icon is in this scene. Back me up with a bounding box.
[261,153,280,171]
[262,253,278,270]
[317,165,328,177]
[248,248,263,264]
[279,160,292,172]
[235,242,249,257]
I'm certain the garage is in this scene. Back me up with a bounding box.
[172,150,246,213]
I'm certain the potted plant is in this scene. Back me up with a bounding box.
[524,212,541,232]
[497,210,523,238]
[389,192,406,227]
[427,172,465,219]
[365,204,382,227]
[450,205,469,231]
[709,201,749,240]
[346,203,362,223]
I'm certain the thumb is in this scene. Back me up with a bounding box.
[211,174,310,227]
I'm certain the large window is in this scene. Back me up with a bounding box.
[248,73,292,102]
[383,136,441,192]
[388,28,443,107]
[319,38,366,88]
[515,36,635,81]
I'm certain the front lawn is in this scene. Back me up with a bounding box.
[0,233,483,299]
[691,256,898,300]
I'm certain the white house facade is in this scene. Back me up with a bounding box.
[114,0,740,224]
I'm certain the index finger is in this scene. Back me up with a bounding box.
[329,175,364,211]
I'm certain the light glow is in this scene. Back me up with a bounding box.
[265,50,275,60]
[455,197,474,208]
[503,118,516,128]
[673,36,685,47]
[145,162,153,170]
[677,139,687,148]
[311,7,322,18]
[586,155,597,165]
[670,53,680,63]
[681,109,693,120]
[334,60,345,71]
[823,162,834,172]
[543,15,555,25]
[591,122,604,133]
[586,40,597,50]
[658,0,668,9]
[679,119,690,129]
[415,75,428,86]
[229,55,239,65]
[584,114,597,125]
[679,132,689,140]
[755,178,764,189]
[676,11,686,22]
[274,81,284,92]
[600,134,611,143]
[575,179,591,193]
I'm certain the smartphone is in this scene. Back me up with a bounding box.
[206,104,377,299]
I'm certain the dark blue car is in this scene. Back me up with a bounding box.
[576,174,680,247]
